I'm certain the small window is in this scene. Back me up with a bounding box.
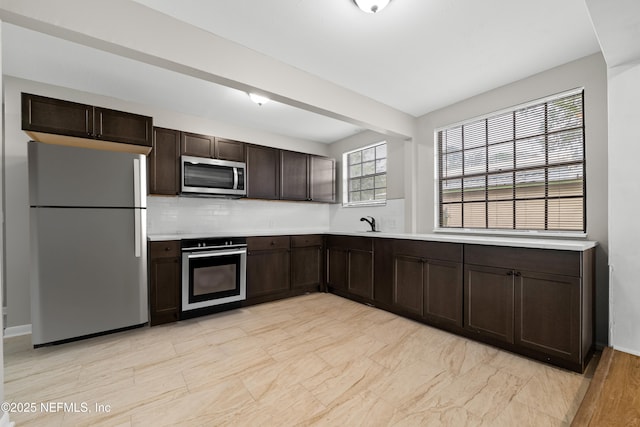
[436,89,585,232]
[343,142,387,206]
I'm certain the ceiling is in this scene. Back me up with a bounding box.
[2,0,601,144]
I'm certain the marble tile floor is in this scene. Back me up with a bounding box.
[3,293,595,426]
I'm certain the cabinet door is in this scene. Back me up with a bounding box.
[327,247,348,291]
[149,241,180,326]
[95,107,152,147]
[424,260,463,327]
[246,250,290,298]
[291,246,322,290]
[310,156,336,203]
[281,150,309,201]
[149,127,180,195]
[181,132,214,157]
[348,249,373,299]
[515,271,581,362]
[246,145,280,199]
[393,255,424,316]
[22,93,93,138]
[464,265,514,344]
[215,138,245,162]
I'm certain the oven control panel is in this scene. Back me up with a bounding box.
[182,237,247,251]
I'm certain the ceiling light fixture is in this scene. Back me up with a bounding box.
[353,0,391,14]
[248,93,270,106]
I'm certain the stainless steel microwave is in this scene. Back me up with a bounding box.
[181,155,246,197]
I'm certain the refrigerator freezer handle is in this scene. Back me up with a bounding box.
[133,158,142,258]
[134,209,142,258]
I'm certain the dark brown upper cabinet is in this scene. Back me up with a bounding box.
[280,151,336,203]
[280,150,309,201]
[215,138,245,162]
[149,127,181,195]
[246,144,280,200]
[21,93,152,152]
[181,133,245,162]
[310,156,336,203]
[181,132,214,158]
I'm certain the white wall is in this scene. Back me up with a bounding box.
[327,130,409,233]
[607,62,640,355]
[415,53,610,346]
[2,76,332,330]
[329,198,405,234]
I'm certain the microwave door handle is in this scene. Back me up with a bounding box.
[233,167,238,190]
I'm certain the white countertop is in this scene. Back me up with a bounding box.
[149,230,597,251]
[148,229,329,241]
[327,231,597,251]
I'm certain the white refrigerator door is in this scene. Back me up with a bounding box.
[30,207,148,345]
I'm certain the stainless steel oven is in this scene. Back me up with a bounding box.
[181,237,247,313]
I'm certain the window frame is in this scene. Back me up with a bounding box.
[433,88,586,236]
[342,141,387,207]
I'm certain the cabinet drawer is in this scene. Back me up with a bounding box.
[247,236,290,251]
[149,240,180,258]
[393,239,462,263]
[326,235,373,252]
[291,234,323,248]
[464,244,580,277]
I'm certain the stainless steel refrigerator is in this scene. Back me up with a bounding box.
[28,141,148,346]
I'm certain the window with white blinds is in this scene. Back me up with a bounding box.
[437,90,585,232]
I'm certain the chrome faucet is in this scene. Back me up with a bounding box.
[360,216,377,232]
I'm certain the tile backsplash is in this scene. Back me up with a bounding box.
[147,196,405,236]
[147,196,331,235]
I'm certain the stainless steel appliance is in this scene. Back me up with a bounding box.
[181,237,247,314]
[28,141,148,346]
[181,155,246,197]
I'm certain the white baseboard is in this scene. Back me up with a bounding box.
[3,324,32,338]
[0,412,15,427]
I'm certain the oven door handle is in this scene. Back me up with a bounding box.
[186,249,247,259]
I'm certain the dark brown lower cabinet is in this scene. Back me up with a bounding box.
[394,254,424,316]
[515,271,581,362]
[327,247,348,292]
[329,236,593,373]
[148,241,181,326]
[391,240,463,327]
[326,236,373,301]
[290,235,323,291]
[464,244,594,372]
[246,236,290,302]
[424,260,463,326]
[464,265,515,344]
[348,249,374,299]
